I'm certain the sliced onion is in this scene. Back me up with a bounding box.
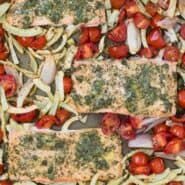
[157,17,178,29]
[178,0,185,20]
[128,134,153,148]
[7,105,37,114]
[155,151,185,160]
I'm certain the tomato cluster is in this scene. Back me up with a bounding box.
[152,123,185,154]
[129,152,165,175]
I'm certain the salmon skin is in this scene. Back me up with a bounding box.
[66,59,177,117]
[8,128,123,183]
[7,0,106,28]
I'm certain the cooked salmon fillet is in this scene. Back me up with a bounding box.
[8,128,123,183]
[7,0,105,27]
[66,59,177,117]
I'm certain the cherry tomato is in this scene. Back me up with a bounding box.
[177,90,185,109]
[16,36,34,47]
[29,35,47,50]
[89,27,101,43]
[125,0,139,17]
[0,51,8,60]
[11,110,37,123]
[131,152,149,166]
[101,113,120,136]
[0,164,4,175]
[153,123,168,134]
[152,132,168,151]
[129,162,151,176]
[0,129,3,143]
[0,64,5,75]
[133,12,150,29]
[118,8,126,24]
[147,28,166,49]
[158,0,169,9]
[0,26,5,38]
[118,120,136,140]
[110,0,125,9]
[0,74,17,97]
[151,14,163,28]
[35,115,59,129]
[108,23,127,42]
[164,138,184,154]
[169,125,185,139]
[180,24,185,40]
[129,116,143,129]
[0,180,13,185]
[163,46,180,62]
[167,181,183,185]
[171,115,185,123]
[79,27,89,45]
[108,45,128,59]
[63,76,73,94]
[145,2,158,16]
[56,108,71,126]
[139,47,157,59]
[149,157,165,174]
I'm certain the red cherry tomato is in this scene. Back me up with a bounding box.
[125,0,139,17]
[129,116,143,129]
[133,12,150,29]
[101,113,120,136]
[29,35,47,50]
[0,26,5,38]
[139,47,157,59]
[169,125,185,139]
[158,0,169,9]
[79,27,89,45]
[108,23,127,42]
[177,90,185,109]
[118,8,126,24]
[153,123,168,134]
[131,152,149,166]
[129,162,151,176]
[118,120,136,140]
[180,24,185,40]
[16,36,34,47]
[152,132,168,151]
[35,115,59,129]
[167,181,183,185]
[0,130,3,143]
[0,74,17,97]
[110,0,125,9]
[63,76,73,94]
[151,14,163,28]
[108,45,128,59]
[171,115,185,123]
[164,138,184,154]
[0,164,4,175]
[0,65,5,75]
[163,46,180,62]
[149,157,165,174]
[0,44,9,60]
[0,180,13,185]
[56,108,71,126]
[145,2,158,16]
[147,28,166,49]
[11,110,37,123]
[89,27,101,43]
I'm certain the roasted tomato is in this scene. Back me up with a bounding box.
[11,110,37,123]
[180,24,185,40]
[125,0,139,17]
[79,27,89,45]
[133,12,150,29]
[152,132,168,151]
[0,180,13,185]
[149,157,165,174]
[118,119,136,140]
[171,115,185,123]
[108,45,128,59]
[118,8,126,23]
[101,113,120,136]
[35,115,59,129]
[0,75,17,97]
[158,0,169,9]
[29,35,47,50]
[169,125,185,139]
[0,164,4,175]
[16,36,34,47]
[110,0,125,9]
[151,14,163,28]
[0,129,3,143]
[177,90,185,109]
[0,64,5,75]
[63,76,73,94]
[129,116,143,129]
[167,181,183,185]
[153,123,168,134]
[56,108,71,126]
[164,138,184,154]
[145,2,158,16]
[147,28,166,49]
[89,27,101,43]
[129,162,151,176]
[108,23,127,42]
[131,152,149,166]
[139,47,157,59]
[163,46,180,62]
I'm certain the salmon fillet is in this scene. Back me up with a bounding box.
[66,59,177,117]
[7,0,105,27]
[8,128,123,183]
